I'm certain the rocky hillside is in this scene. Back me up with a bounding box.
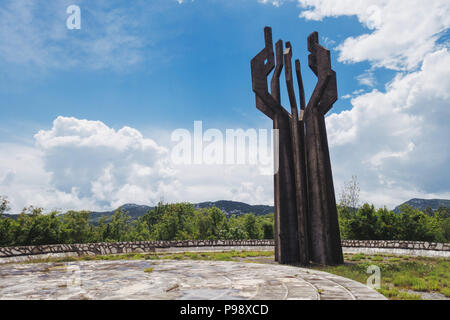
[88,201,274,224]
[393,198,450,213]
[89,203,154,224]
[194,200,274,218]
[4,198,447,223]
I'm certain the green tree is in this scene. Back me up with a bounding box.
[152,203,195,240]
[108,209,132,242]
[13,207,63,246]
[338,175,361,215]
[243,213,260,239]
[374,207,398,240]
[219,215,247,239]
[0,196,9,216]
[342,204,379,240]
[128,219,151,241]
[396,205,434,241]
[0,216,14,246]
[0,196,13,245]
[61,211,92,244]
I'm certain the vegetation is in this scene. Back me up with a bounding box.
[337,176,449,242]
[338,203,450,242]
[0,200,274,247]
[0,193,449,246]
[20,250,274,265]
[313,253,450,300]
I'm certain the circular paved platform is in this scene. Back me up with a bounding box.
[0,260,386,300]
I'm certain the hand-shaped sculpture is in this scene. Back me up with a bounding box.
[251,27,343,266]
[251,27,310,265]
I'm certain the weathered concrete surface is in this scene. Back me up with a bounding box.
[343,247,450,258]
[0,260,385,300]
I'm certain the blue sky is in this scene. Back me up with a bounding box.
[0,0,449,212]
[0,0,380,138]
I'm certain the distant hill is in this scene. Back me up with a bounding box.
[89,203,154,224]
[3,199,448,223]
[394,198,450,213]
[87,201,274,224]
[0,200,275,224]
[0,213,17,220]
[194,200,274,218]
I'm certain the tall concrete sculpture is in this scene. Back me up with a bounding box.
[251,27,343,266]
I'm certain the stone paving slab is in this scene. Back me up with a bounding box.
[0,260,386,300]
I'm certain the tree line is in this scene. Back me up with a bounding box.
[338,204,449,243]
[0,196,448,247]
[0,199,273,247]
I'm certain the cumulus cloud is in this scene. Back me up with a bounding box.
[356,71,377,87]
[327,48,450,207]
[31,116,175,210]
[0,117,274,213]
[0,117,178,213]
[0,0,152,70]
[297,0,450,70]
[0,143,98,213]
[258,0,450,207]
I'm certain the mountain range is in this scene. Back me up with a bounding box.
[87,200,275,224]
[2,199,449,223]
[393,198,450,214]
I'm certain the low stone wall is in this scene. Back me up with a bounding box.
[341,240,450,251]
[0,239,448,261]
[0,240,274,259]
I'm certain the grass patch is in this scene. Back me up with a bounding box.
[350,253,366,261]
[396,292,422,300]
[311,254,449,300]
[369,256,384,262]
[18,250,274,265]
[143,268,154,273]
[441,287,450,297]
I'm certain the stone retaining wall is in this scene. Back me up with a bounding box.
[0,240,274,258]
[0,239,448,259]
[341,240,450,251]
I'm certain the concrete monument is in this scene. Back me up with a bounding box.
[251,27,343,265]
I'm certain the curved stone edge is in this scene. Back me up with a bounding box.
[342,240,449,251]
[184,260,387,300]
[300,267,387,300]
[255,262,387,300]
[0,240,450,258]
[0,240,273,259]
[343,247,450,258]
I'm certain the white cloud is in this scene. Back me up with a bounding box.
[356,71,376,87]
[32,116,174,210]
[0,0,149,70]
[258,0,285,7]
[0,117,177,213]
[256,0,450,207]
[327,48,450,207]
[297,0,450,71]
[0,143,97,213]
[0,117,274,213]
